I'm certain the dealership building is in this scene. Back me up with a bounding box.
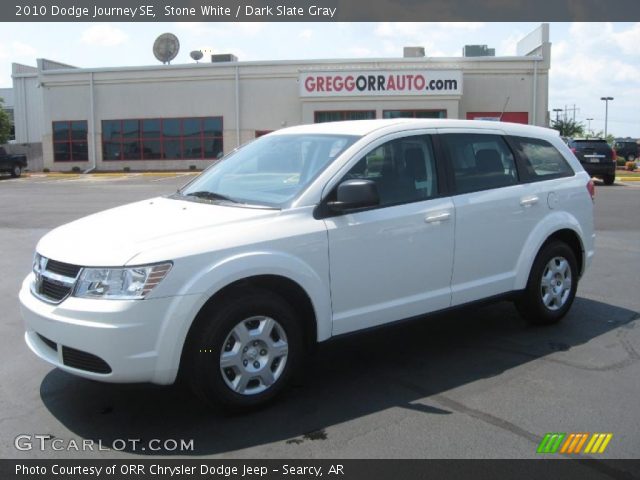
[10,24,551,172]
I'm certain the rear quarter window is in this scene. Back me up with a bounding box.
[509,137,574,181]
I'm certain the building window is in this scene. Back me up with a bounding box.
[102,117,223,161]
[382,110,446,119]
[314,111,376,123]
[53,120,88,162]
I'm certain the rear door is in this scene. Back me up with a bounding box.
[438,129,542,305]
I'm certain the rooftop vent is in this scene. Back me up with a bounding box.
[211,53,238,63]
[463,45,495,57]
[403,47,425,58]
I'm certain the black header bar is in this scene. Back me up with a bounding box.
[3,0,640,22]
[3,459,640,480]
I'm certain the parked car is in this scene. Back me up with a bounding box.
[20,119,595,409]
[568,138,617,185]
[613,139,639,162]
[0,146,27,177]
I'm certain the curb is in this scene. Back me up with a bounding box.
[617,177,640,182]
[25,172,199,178]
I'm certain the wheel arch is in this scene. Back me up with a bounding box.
[176,273,322,383]
[515,214,586,290]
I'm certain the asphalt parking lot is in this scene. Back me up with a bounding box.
[0,173,639,460]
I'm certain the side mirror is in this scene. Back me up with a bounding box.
[327,179,379,213]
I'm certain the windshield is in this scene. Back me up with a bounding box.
[178,133,358,208]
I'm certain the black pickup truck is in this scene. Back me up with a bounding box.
[0,147,27,178]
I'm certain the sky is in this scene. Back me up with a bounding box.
[0,22,638,137]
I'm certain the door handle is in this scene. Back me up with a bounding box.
[425,212,451,223]
[520,195,539,207]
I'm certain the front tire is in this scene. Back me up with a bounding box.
[516,241,578,325]
[11,164,22,178]
[186,289,303,410]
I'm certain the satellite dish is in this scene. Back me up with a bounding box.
[190,50,204,62]
[153,33,180,64]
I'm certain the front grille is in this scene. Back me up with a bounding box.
[40,278,72,302]
[37,333,57,352]
[46,259,81,278]
[62,346,112,374]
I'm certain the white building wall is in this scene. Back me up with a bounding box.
[14,40,550,171]
[13,75,44,144]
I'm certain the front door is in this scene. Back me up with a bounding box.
[324,133,455,335]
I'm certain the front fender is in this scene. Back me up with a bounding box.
[193,250,331,341]
[152,250,331,384]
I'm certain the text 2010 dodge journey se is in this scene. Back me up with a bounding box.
[20,119,595,408]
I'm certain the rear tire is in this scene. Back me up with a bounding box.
[186,288,303,410]
[10,164,22,178]
[516,241,578,326]
[602,174,615,185]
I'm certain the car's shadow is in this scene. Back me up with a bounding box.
[40,297,638,456]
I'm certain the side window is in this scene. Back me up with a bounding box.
[510,137,574,180]
[341,135,438,207]
[441,134,518,194]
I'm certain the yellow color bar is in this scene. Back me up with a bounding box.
[598,434,613,453]
[574,433,589,453]
[584,434,599,453]
[584,433,613,453]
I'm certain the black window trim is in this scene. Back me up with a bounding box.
[439,132,522,196]
[315,133,448,219]
[505,135,575,184]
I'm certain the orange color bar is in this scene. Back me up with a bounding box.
[560,434,575,453]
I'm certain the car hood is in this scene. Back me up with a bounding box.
[36,196,278,266]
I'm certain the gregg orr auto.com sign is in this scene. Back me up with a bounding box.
[300,70,462,97]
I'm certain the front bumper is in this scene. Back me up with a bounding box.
[19,274,202,384]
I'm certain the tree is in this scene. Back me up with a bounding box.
[0,97,11,145]
[551,118,585,138]
[591,130,615,144]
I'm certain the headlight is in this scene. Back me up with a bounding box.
[74,263,172,300]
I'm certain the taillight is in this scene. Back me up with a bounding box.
[611,148,617,161]
[570,147,577,154]
[586,179,595,202]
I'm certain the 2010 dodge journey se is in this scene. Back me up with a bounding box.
[20,119,595,408]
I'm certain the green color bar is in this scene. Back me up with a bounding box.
[548,433,566,453]
[537,433,554,454]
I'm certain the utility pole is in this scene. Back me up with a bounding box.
[586,118,593,138]
[565,105,580,122]
[601,97,614,139]
[553,108,563,123]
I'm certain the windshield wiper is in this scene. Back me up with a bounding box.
[183,191,238,203]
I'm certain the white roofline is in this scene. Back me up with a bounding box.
[34,55,545,77]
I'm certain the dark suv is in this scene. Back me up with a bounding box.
[613,139,639,161]
[568,138,616,185]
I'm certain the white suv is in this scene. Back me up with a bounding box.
[20,119,595,409]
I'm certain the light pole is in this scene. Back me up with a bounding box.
[553,108,563,123]
[600,97,614,139]
[586,118,593,138]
